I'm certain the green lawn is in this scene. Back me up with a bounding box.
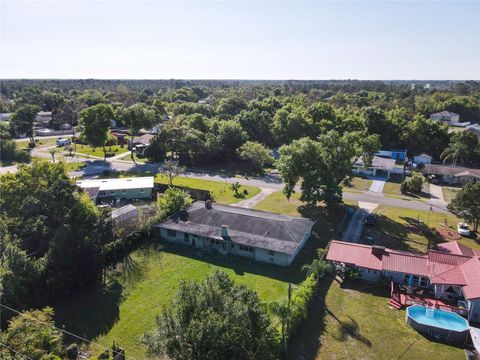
[342,176,373,192]
[119,152,147,163]
[288,278,464,360]
[362,205,480,253]
[253,191,305,217]
[55,243,302,359]
[74,144,130,158]
[16,137,58,149]
[442,187,460,203]
[383,177,430,200]
[155,174,260,205]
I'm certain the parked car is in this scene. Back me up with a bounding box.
[56,137,71,147]
[364,214,376,227]
[457,223,471,237]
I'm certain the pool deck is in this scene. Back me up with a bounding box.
[389,282,469,318]
[469,327,480,353]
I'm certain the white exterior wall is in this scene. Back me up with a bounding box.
[255,247,289,266]
[353,166,375,177]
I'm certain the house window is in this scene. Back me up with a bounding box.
[268,250,274,256]
[122,189,127,194]
[167,229,176,237]
[420,277,428,287]
[184,233,189,243]
[231,243,235,248]
[110,190,116,194]
[239,245,244,251]
[140,188,145,193]
[99,191,106,196]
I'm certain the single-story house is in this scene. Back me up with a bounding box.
[326,240,480,322]
[156,201,315,267]
[353,155,396,178]
[76,177,154,201]
[34,111,52,126]
[430,111,460,125]
[465,124,480,139]
[422,164,480,185]
[376,149,407,161]
[413,153,433,165]
[129,133,154,149]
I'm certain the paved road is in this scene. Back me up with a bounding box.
[2,149,450,213]
[14,133,77,142]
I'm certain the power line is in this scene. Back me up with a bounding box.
[0,303,135,360]
[0,342,35,360]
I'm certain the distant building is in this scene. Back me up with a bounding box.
[156,201,315,267]
[376,149,407,161]
[413,153,433,165]
[430,111,462,126]
[76,177,154,201]
[353,155,396,178]
[465,124,480,139]
[0,113,12,121]
[422,164,480,185]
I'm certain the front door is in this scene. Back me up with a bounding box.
[192,238,196,247]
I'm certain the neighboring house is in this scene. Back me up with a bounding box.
[156,201,315,267]
[129,133,154,149]
[430,111,470,127]
[0,113,12,121]
[111,131,128,145]
[422,164,480,185]
[465,124,480,139]
[353,155,396,178]
[413,153,433,165]
[76,177,154,201]
[326,240,480,322]
[376,149,407,161]
[35,111,52,126]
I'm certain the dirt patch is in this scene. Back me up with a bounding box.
[435,227,462,241]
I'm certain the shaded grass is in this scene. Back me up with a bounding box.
[155,174,261,205]
[342,176,373,192]
[289,278,464,360]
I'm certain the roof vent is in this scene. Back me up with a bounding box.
[205,200,212,209]
[371,245,385,256]
[221,225,229,238]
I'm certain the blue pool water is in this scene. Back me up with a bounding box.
[407,305,469,332]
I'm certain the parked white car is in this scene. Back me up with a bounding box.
[457,223,471,237]
[56,137,71,147]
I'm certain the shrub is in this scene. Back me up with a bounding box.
[401,174,424,194]
[346,268,361,279]
[65,343,78,360]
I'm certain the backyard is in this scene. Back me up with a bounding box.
[288,278,464,360]
[362,205,480,253]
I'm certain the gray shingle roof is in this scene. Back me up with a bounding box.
[156,202,315,254]
[354,155,396,171]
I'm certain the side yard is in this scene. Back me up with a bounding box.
[442,186,460,203]
[288,279,464,360]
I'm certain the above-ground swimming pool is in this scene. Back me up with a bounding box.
[406,305,469,343]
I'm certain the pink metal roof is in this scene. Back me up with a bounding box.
[327,240,480,299]
[326,241,382,271]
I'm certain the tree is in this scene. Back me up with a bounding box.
[0,161,111,309]
[163,160,186,186]
[117,103,156,163]
[157,187,192,216]
[142,271,275,360]
[272,105,312,145]
[230,181,241,196]
[441,131,480,166]
[9,104,41,147]
[79,104,113,160]
[49,148,57,163]
[400,174,424,194]
[302,259,331,280]
[216,95,248,116]
[237,141,273,171]
[235,109,273,144]
[277,131,368,208]
[145,133,166,162]
[209,119,248,159]
[448,183,480,231]
[51,100,76,130]
[1,307,63,360]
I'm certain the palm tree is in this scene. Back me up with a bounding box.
[441,143,469,167]
[49,148,57,163]
[269,300,295,356]
[302,259,331,279]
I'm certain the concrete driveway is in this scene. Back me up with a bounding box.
[340,202,379,243]
[369,180,386,193]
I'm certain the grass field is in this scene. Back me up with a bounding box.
[362,205,479,253]
[54,243,306,359]
[442,186,460,203]
[119,152,147,163]
[74,144,130,158]
[342,176,373,192]
[288,278,464,360]
[155,174,261,204]
[16,137,58,149]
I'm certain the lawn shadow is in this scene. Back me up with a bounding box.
[286,275,333,360]
[54,281,124,342]
[325,310,372,347]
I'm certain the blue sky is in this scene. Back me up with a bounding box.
[1,1,479,79]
